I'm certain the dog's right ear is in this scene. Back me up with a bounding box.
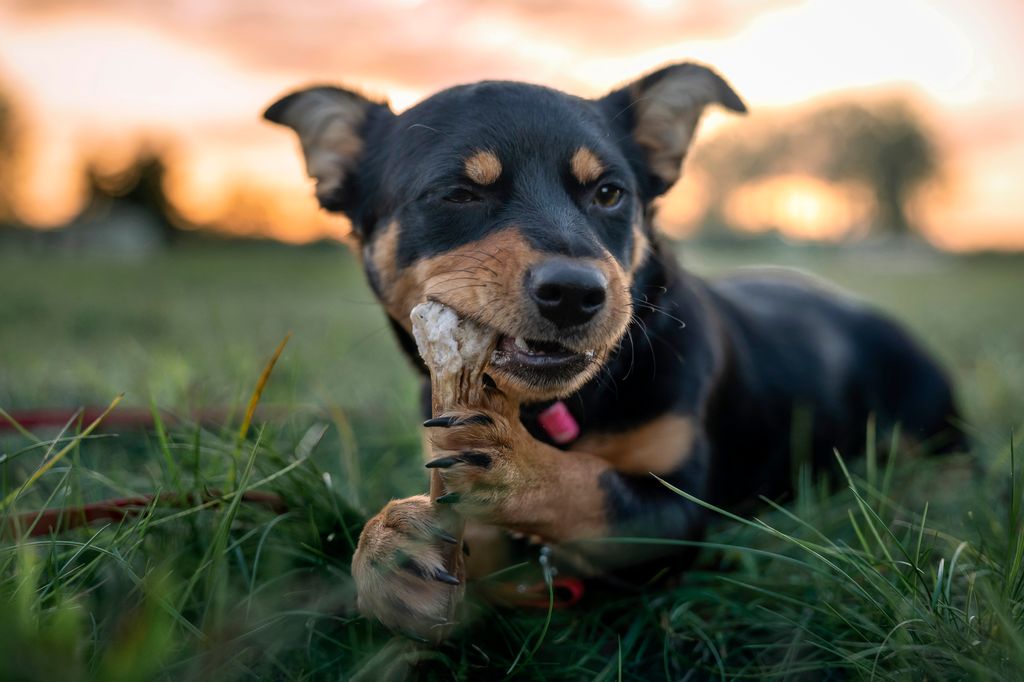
[597,63,746,200]
[263,86,392,214]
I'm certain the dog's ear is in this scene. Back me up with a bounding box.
[264,86,392,214]
[599,62,746,198]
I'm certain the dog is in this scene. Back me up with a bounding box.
[264,62,964,639]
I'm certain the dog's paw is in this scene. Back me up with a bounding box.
[423,410,544,525]
[351,495,463,641]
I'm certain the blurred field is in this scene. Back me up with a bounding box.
[3,239,1021,436]
[1,239,1023,679]
[1,242,415,413]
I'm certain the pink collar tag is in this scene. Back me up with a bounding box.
[538,401,580,445]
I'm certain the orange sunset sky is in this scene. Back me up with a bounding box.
[1,0,1022,250]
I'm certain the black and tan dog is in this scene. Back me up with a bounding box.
[264,62,963,638]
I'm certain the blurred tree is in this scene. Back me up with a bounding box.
[692,98,941,237]
[80,148,183,244]
[810,102,939,236]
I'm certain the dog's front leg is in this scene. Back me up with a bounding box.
[425,408,711,568]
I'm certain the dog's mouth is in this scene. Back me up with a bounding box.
[493,334,595,369]
[489,334,598,396]
[419,299,621,399]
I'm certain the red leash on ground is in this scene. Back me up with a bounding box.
[3,490,287,539]
[499,576,586,609]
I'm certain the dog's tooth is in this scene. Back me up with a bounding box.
[515,336,531,352]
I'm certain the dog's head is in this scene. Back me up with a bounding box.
[265,63,744,401]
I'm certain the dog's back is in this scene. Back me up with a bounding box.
[704,268,964,508]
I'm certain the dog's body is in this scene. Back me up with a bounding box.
[266,64,963,638]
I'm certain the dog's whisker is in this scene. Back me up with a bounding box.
[628,313,659,380]
[621,324,637,381]
[444,266,493,275]
[634,301,687,329]
[425,282,493,296]
[432,267,489,277]
[405,122,445,135]
[426,276,491,288]
[451,253,500,276]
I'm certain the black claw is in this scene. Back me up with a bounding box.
[435,492,461,505]
[425,451,492,470]
[462,541,471,557]
[434,569,461,586]
[433,527,458,544]
[457,451,493,468]
[423,416,457,428]
[423,414,493,429]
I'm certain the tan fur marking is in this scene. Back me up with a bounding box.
[383,228,539,333]
[533,449,610,539]
[368,219,400,288]
[464,150,502,185]
[573,414,697,475]
[570,147,605,184]
[630,224,650,273]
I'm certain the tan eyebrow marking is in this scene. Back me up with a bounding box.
[463,150,502,185]
[570,147,605,184]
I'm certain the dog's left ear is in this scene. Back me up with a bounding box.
[264,86,393,214]
[598,62,746,198]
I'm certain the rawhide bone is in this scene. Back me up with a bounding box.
[410,302,501,634]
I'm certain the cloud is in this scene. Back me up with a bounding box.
[8,0,794,95]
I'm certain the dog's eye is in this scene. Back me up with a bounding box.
[444,188,480,204]
[593,184,624,209]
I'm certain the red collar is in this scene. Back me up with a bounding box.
[537,401,579,444]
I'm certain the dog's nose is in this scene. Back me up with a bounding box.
[527,260,607,328]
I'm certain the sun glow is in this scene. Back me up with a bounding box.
[724,175,872,241]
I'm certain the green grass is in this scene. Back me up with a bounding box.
[1,240,1022,680]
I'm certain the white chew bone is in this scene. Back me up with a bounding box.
[409,302,498,642]
[411,302,496,410]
